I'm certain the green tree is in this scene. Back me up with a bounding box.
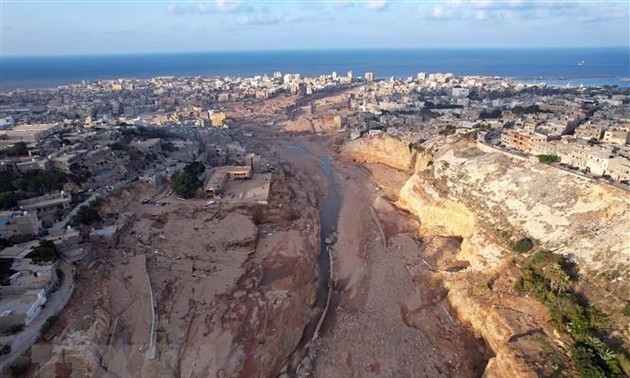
[172,172,202,198]
[537,154,560,164]
[72,205,101,226]
[25,240,58,263]
[543,263,573,294]
[184,161,206,176]
[14,169,67,194]
[572,343,608,378]
[4,142,28,157]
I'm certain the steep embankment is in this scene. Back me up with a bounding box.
[343,134,432,172]
[344,133,630,376]
[396,137,630,376]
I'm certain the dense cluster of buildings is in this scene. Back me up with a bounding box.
[0,75,283,347]
[341,72,630,184]
[0,71,359,130]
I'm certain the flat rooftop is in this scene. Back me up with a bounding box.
[0,241,39,259]
[0,290,43,316]
[222,173,271,204]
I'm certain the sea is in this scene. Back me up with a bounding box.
[1,48,628,91]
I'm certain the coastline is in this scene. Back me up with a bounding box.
[2,47,628,91]
[3,75,628,93]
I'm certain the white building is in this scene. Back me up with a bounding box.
[0,289,47,330]
[0,117,14,129]
[452,87,470,98]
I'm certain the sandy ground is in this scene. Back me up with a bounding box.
[312,156,490,377]
[25,161,322,378]
[21,92,491,378]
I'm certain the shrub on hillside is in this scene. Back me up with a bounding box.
[513,238,534,253]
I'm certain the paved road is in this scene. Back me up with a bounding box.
[50,193,101,232]
[0,260,75,373]
[50,174,138,232]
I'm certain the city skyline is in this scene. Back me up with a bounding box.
[1,0,629,56]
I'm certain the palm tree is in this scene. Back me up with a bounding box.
[544,263,572,294]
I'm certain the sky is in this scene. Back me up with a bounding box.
[1,0,629,56]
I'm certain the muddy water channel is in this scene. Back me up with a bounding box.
[285,143,340,343]
[283,142,491,377]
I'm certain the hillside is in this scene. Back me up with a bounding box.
[347,133,630,377]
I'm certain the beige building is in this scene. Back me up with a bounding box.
[1,123,65,142]
[602,127,630,145]
[18,192,72,227]
[209,111,227,128]
[607,157,630,182]
[0,251,59,331]
[0,211,41,239]
[8,259,58,293]
[530,140,558,156]
[558,142,617,176]
[51,150,88,173]
[204,166,252,198]
[585,148,613,176]
[133,138,162,154]
[574,125,605,141]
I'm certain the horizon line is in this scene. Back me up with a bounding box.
[4,46,628,59]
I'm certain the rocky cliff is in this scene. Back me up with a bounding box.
[394,137,630,377]
[343,134,432,172]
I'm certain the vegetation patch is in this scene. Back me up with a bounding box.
[0,142,29,157]
[0,169,67,210]
[0,343,10,355]
[515,250,630,377]
[511,104,551,115]
[161,141,178,152]
[0,258,16,286]
[512,237,534,253]
[120,126,179,140]
[72,198,103,226]
[0,234,37,250]
[4,324,24,335]
[537,154,560,164]
[9,361,31,376]
[172,161,205,198]
[479,108,502,119]
[25,240,58,264]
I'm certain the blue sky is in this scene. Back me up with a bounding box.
[1,0,629,56]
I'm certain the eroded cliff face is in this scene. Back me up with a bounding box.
[395,137,630,377]
[343,134,432,172]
